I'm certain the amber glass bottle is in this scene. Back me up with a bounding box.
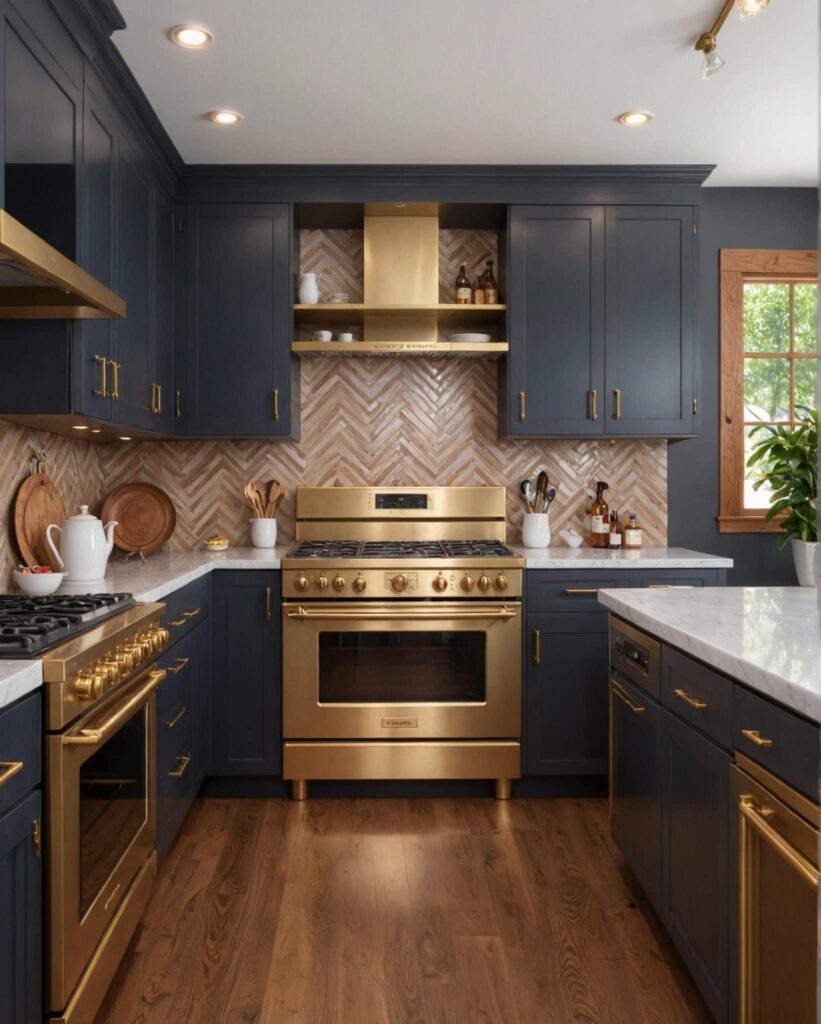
[590,481,610,548]
[609,510,623,549]
[455,263,471,304]
[624,512,643,549]
[483,260,499,304]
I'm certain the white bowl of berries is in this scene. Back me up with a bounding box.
[14,566,65,596]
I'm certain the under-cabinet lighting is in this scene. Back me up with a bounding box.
[118,436,132,442]
[72,425,89,431]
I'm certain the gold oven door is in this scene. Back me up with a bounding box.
[48,667,163,1013]
[282,601,521,740]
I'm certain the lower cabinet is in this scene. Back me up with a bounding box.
[662,712,730,1023]
[0,790,42,1024]
[211,572,282,775]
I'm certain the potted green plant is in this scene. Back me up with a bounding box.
[746,407,818,586]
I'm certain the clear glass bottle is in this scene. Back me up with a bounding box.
[624,512,643,549]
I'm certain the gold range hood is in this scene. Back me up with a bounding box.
[0,210,125,319]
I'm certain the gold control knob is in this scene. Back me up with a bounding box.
[100,660,120,685]
[460,574,475,593]
[477,574,491,592]
[333,575,346,591]
[295,575,309,592]
[352,575,367,593]
[125,642,146,665]
[115,647,135,673]
[72,671,96,700]
[432,574,449,593]
[148,625,169,650]
[495,573,509,592]
[315,574,329,591]
[391,574,409,593]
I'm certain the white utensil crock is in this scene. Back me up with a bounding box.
[522,512,550,549]
[298,273,319,304]
[791,539,818,587]
[250,518,277,549]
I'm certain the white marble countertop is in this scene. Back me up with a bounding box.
[0,660,42,712]
[599,587,821,723]
[509,545,733,569]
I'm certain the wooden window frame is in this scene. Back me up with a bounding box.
[718,248,818,533]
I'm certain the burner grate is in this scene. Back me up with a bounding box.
[0,593,135,657]
[289,541,362,559]
[442,540,514,557]
[361,541,448,558]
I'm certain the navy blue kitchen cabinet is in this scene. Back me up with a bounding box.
[151,187,176,433]
[177,205,296,438]
[506,206,605,436]
[211,572,282,774]
[526,612,609,774]
[505,204,696,438]
[662,710,730,1024]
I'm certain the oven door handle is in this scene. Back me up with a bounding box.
[62,669,166,747]
[285,606,519,622]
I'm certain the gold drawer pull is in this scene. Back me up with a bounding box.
[674,688,708,710]
[741,728,773,749]
[612,682,645,715]
[739,797,817,889]
[648,584,696,589]
[182,608,201,619]
[32,818,41,857]
[564,588,600,595]
[164,705,187,729]
[0,761,24,788]
[167,657,189,674]
[533,628,541,667]
[168,752,192,778]
[168,618,187,627]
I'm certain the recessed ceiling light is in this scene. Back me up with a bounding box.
[72,425,89,431]
[617,111,654,127]
[118,436,132,442]
[169,25,213,49]
[207,110,242,126]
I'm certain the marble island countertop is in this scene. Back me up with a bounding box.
[508,545,733,569]
[599,587,821,723]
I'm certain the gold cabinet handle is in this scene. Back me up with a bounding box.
[155,382,162,415]
[518,390,526,422]
[533,628,541,667]
[93,354,107,398]
[589,388,598,421]
[739,796,817,889]
[167,657,189,674]
[168,618,187,627]
[563,588,600,595]
[182,608,201,619]
[150,383,163,415]
[168,752,192,778]
[108,360,121,400]
[611,681,645,715]
[164,705,187,729]
[741,728,773,749]
[175,388,182,419]
[674,688,708,710]
[0,761,24,788]
[273,388,280,421]
[265,586,272,620]
[613,388,621,420]
[32,817,41,857]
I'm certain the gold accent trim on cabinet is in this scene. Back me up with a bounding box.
[0,760,24,787]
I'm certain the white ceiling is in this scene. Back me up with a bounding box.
[113,0,818,186]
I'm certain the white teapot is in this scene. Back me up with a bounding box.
[46,506,117,583]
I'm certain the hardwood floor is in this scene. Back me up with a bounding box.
[96,797,713,1024]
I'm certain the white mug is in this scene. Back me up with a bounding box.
[522,512,550,548]
[250,518,277,549]
[338,332,354,342]
[313,330,332,342]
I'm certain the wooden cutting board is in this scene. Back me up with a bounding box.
[101,483,176,554]
[14,473,67,568]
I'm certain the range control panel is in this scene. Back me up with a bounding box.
[282,567,522,599]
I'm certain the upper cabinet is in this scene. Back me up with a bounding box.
[177,204,296,438]
[505,203,696,438]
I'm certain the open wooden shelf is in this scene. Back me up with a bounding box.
[293,303,506,326]
[291,340,508,359]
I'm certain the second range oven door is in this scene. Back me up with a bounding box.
[48,667,162,1013]
[283,601,521,739]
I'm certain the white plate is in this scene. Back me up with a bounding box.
[449,333,492,344]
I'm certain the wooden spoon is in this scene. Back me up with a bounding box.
[535,471,549,514]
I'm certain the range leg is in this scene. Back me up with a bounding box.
[291,779,308,801]
[495,778,512,800]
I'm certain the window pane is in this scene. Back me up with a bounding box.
[794,359,817,418]
[744,357,790,422]
[743,283,790,353]
[744,426,777,510]
[794,284,818,354]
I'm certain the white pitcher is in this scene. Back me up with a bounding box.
[298,273,320,304]
[46,505,117,583]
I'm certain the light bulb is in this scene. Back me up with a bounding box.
[702,49,726,78]
[170,26,213,48]
[207,110,242,125]
[736,0,769,19]
[617,111,654,127]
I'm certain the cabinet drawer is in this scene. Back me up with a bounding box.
[662,646,732,748]
[157,631,197,721]
[161,576,210,647]
[0,693,41,817]
[732,686,820,799]
[527,574,625,613]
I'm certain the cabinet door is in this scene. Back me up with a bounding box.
[0,790,42,1024]
[526,613,609,774]
[112,130,154,431]
[180,204,292,437]
[151,187,176,433]
[609,675,663,912]
[507,206,604,436]
[604,206,695,435]
[662,711,730,1023]
[212,572,281,774]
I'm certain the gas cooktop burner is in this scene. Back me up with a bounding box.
[288,539,515,560]
[0,593,136,657]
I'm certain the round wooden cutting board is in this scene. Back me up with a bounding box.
[14,473,67,568]
[101,483,176,554]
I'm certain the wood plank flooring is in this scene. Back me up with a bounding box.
[95,797,713,1024]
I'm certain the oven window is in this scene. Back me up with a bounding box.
[319,631,486,703]
[79,708,147,916]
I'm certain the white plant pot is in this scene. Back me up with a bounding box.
[791,539,818,587]
[522,512,550,548]
[250,518,277,549]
